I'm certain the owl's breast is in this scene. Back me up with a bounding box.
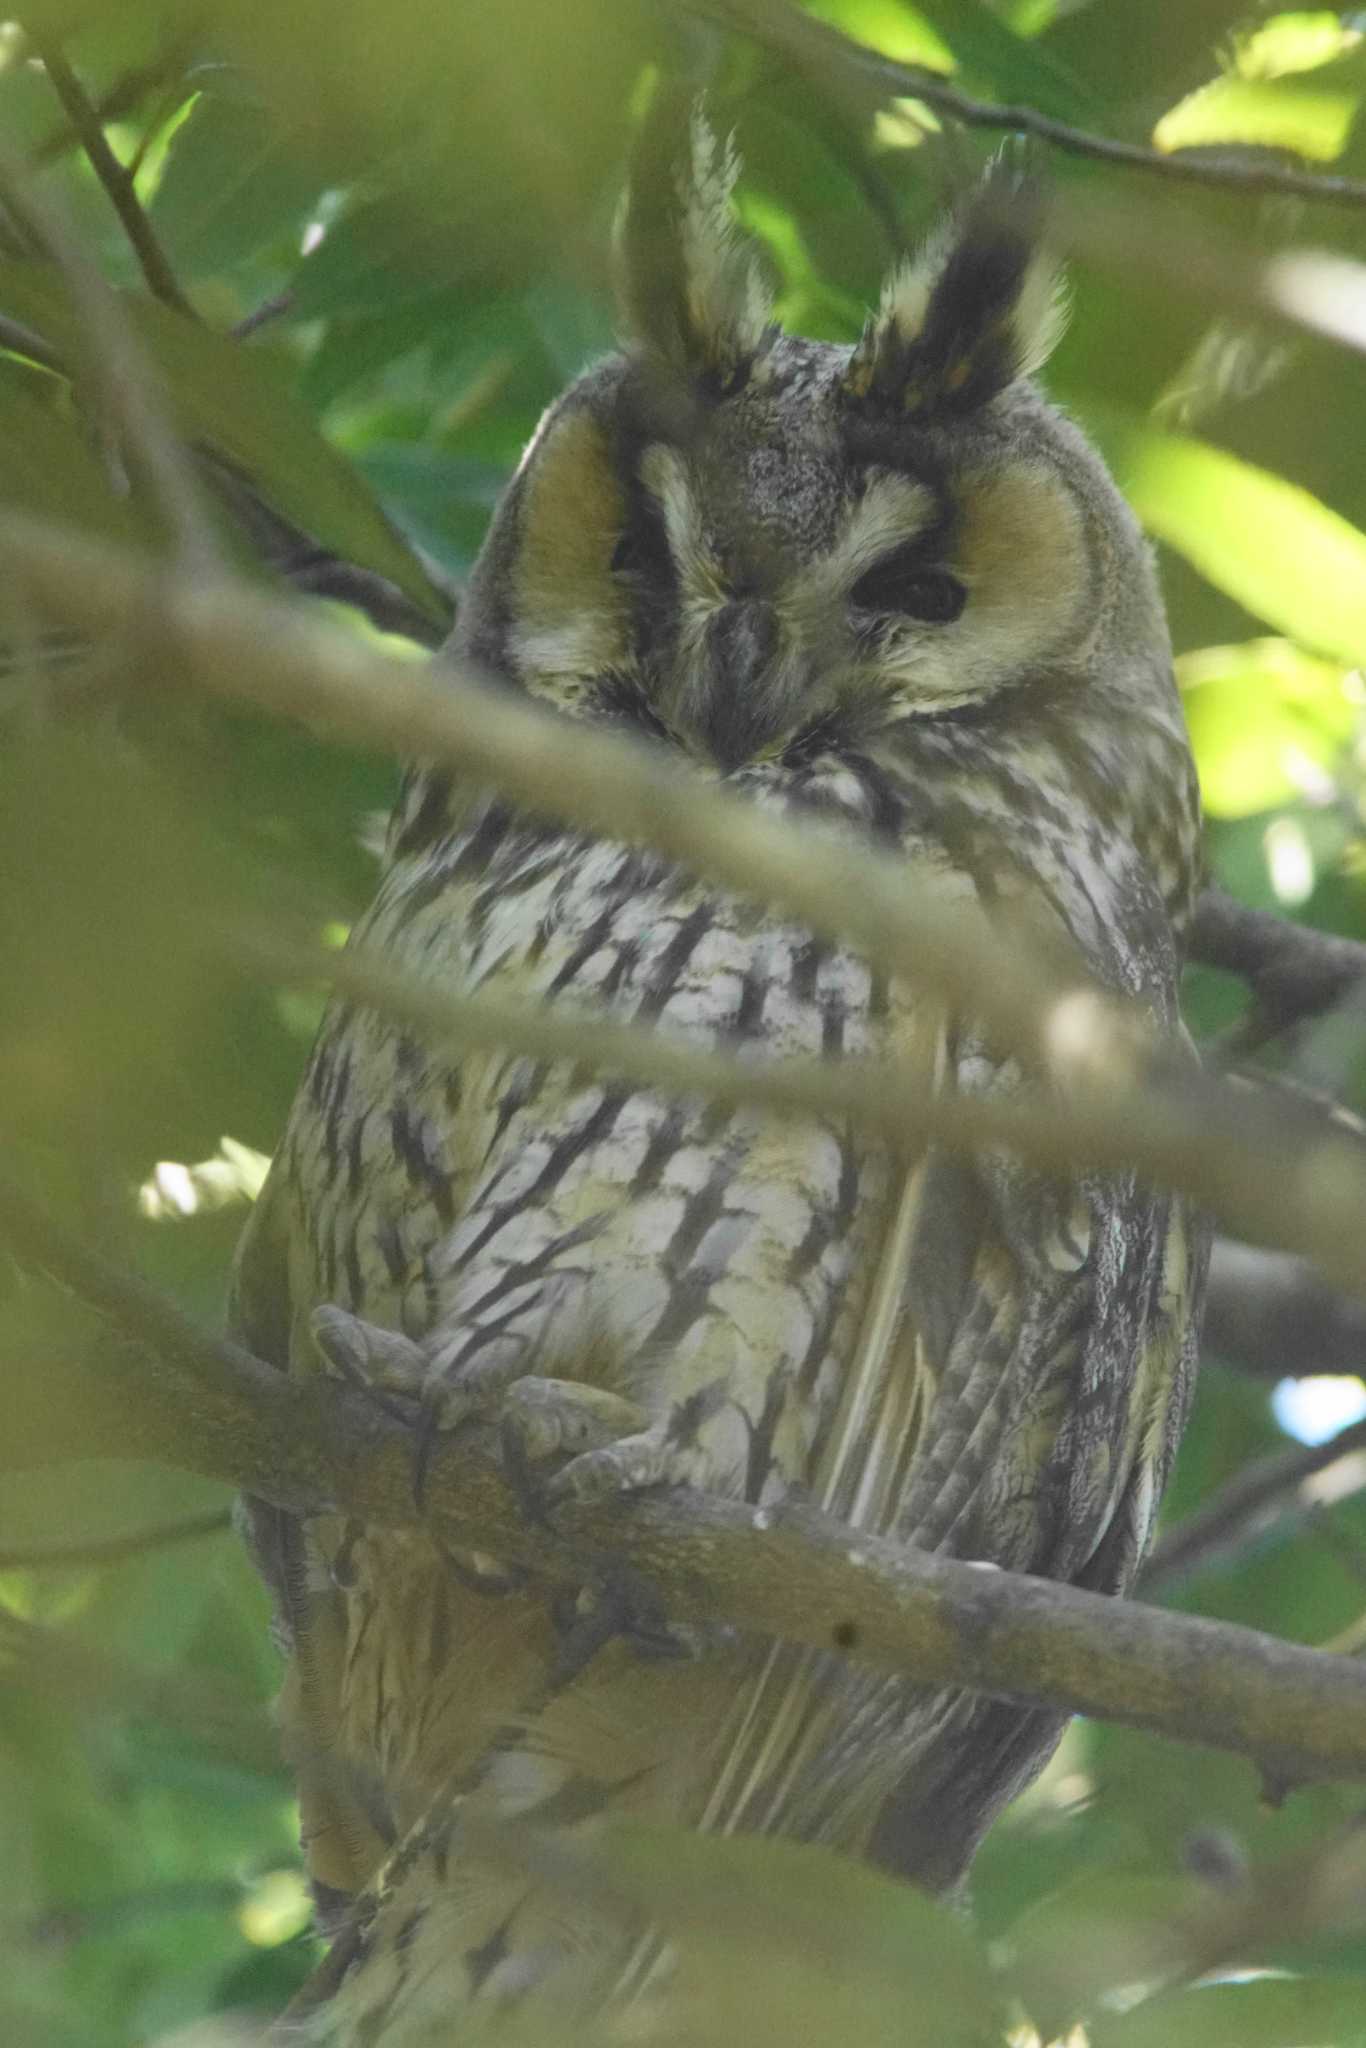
[281,808,902,1504]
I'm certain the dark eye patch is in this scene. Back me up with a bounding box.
[610,495,673,584]
[592,669,671,740]
[849,544,966,623]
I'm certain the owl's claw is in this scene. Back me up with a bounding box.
[498,1377,649,1524]
[550,1567,722,1681]
[309,1308,668,1522]
[543,1422,692,1507]
[310,1305,425,1423]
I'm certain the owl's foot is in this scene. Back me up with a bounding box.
[311,1304,427,1417]
[543,1419,699,1507]
[310,1309,682,1524]
[496,1375,649,1523]
[548,1567,706,1681]
[310,1305,542,1503]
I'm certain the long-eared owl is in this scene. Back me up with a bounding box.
[233,111,1206,2041]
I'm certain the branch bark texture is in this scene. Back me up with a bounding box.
[6,1177,1366,1795]
[4,516,1366,1302]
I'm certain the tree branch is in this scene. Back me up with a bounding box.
[1202,1237,1366,1382]
[5,514,1366,1296]
[1052,189,1366,362]
[25,31,196,317]
[0,140,218,574]
[29,37,191,169]
[0,310,455,646]
[1141,1409,1366,1595]
[1190,887,1366,1055]
[7,1182,1366,1793]
[685,0,1366,209]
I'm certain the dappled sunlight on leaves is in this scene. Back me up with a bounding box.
[4,2,1366,2042]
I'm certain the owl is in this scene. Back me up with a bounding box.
[233,113,1206,2041]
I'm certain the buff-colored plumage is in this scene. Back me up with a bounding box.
[232,119,1206,2041]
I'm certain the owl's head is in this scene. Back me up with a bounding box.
[452,113,1181,816]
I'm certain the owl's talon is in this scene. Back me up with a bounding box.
[411,1395,443,1512]
[544,1424,683,1507]
[406,1340,540,1509]
[549,1566,708,1681]
[500,1377,649,1464]
[498,1410,553,1528]
[499,1377,651,1526]
[310,1305,423,1426]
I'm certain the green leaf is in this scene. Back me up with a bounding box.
[1004,1869,1194,2036]
[0,364,143,542]
[0,263,448,622]
[1154,77,1358,160]
[210,0,650,282]
[905,0,1097,120]
[1100,418,1366,665]
[150,77,322,277]
[1094,1974,1366,2048]
[509,1821,1005,2046]
[801,1,953,68]
[1178,638,1357,817]
[1236,13,1365,81]
[1153,11,1364,159]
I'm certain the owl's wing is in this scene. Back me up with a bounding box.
[894,1140,1202,1581]
[855,1086,1206,1886]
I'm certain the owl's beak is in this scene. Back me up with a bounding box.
[693,595,783,772]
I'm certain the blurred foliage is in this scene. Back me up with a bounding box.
[2,1,1366,2043]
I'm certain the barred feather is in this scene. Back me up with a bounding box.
[234,128,1207,2043]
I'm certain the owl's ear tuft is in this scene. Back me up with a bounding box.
[616,95,773,389]
[843,158,1066,420]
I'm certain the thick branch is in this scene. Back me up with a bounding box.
[9,1256,1366,1792]
[687,0,1366,209]
[1202,1238,1366,1382]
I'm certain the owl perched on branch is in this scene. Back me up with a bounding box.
[234,110,1206,2040]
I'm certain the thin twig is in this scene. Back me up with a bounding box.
[0,141,218,574]
[1141,1412,1366,1595]
[6,1187,1366,1789]
[26,32,196,317]
[232,291,296,342]
[1191,886,1366,1055]
[0,1165,290,1415]
[31,46,190,168]
[0,310,62,373]
[0,314,455,642]
[686,0,1366,209]
[0,1505,232,1572]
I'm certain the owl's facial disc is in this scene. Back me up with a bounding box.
[506,364,1094,771]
